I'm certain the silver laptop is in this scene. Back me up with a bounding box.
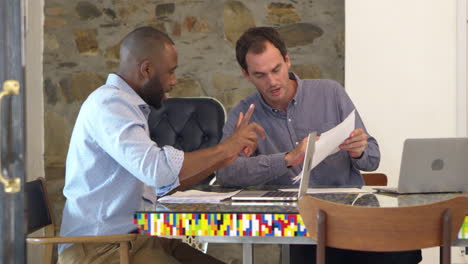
[231,131,317,201]
[374,137,468,194]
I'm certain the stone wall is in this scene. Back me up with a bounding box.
[43,0,344,226]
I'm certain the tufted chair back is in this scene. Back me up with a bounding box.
[148,96,225,165]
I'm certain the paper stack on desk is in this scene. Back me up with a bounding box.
[157,190,241,203]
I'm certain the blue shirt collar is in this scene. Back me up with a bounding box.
[290,72,303,104]
[106,73,151,118]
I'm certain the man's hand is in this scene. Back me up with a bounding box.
[178,104,264,187]
[339,128,368,158]
[235,104,252,156]
[221,104,265,165]
[284,136,320,167]
[284,137,308,167]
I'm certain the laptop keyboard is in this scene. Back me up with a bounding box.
[263,191,298,197]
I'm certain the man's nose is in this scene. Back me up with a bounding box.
[266,74,276,87]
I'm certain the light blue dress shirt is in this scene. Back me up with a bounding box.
[59,74,184,254]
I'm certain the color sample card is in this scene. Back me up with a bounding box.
[135,213,308,237]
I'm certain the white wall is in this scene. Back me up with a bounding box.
[346,0,459,186]
[25,0,45,182]
[25,0,45,263]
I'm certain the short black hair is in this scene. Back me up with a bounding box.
[120,26,174,61]
[235,27,288,72]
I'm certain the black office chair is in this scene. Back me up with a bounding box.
[148,97,226,252]
[148,97,226,185]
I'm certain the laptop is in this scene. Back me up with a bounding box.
[231,131,317,202]
[374,138,468,194]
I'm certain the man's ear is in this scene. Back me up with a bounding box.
[139,60,152,79]
[285,54,291,69]
[241,68,251,82]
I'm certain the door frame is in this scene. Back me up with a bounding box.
[0,0,27,263]
[457,0,468,137]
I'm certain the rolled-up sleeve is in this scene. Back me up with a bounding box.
[156,146,184,195]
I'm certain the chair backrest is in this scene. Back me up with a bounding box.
[148,97,225,152]
[361,173,387,186]
[25,177,55,235]
[148,97,225,185]
[26,177,57,264]
[298,195,468,252]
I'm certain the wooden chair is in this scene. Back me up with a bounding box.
[362,172,387,186]
[25,177,137,264]
[298,195,468,264]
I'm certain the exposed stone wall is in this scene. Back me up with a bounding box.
[43,0,344,226]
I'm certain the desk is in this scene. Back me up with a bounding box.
[135,191,468,264]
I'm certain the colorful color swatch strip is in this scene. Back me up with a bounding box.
[134,213,309,237]
[460,216,468,239]
[134,213,468,239]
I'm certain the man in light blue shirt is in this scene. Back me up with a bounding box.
[58,27,264,264]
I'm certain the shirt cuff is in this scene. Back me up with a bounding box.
[269,152,290,177]
[351,150,368,168]
[164,146,184,174]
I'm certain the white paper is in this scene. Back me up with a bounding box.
[279,187,374,194]
[292,110,355,183]
[157,190,241,204]
[231,201,298,207]
[312,109,355,169]
[374,193,399,207]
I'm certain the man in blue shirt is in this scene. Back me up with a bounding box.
[217,27,379,188]
[217,27,421,264]
[58,27,264,264]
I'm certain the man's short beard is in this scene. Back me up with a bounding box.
[140,75,165,109]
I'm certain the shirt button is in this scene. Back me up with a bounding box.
[288,118,291,122]
[294,101,297,105]
[295,141,299,145]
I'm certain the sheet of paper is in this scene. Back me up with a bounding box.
[157,190,241,204]
[374,193,399,207]
[231,201,298,207]
[279,187,375,194]
[292,110,355,183]
[311,109,355,169]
